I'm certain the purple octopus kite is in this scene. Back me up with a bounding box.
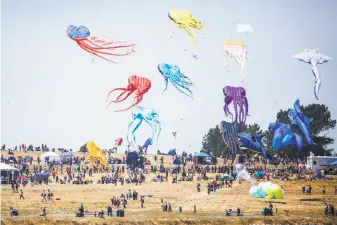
[223,86,249,123]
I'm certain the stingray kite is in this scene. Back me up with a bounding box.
[293,48,332,100]
[158,63,195,98]
[168,9,205,43]
[223,40,248,81]
[106,75,151,112]
[66,25,135,64]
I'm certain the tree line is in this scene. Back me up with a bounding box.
[201,103,336,159]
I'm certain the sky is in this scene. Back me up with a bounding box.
[1,0,337,154]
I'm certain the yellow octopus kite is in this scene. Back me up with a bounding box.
[169,9,205,43]
[81,141,108,169]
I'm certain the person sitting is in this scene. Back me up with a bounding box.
[98,210,104,218]
[40,208,47,217]
[76,204,84,217]
[10,207,18,216]
[225,209,232,216]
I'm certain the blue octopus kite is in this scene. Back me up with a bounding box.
[158,63,195,98]
[127,106,161,147]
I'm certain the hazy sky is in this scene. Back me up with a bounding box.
[1,0,336,154]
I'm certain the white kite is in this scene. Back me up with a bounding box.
[223,40,249,81]
[293,48,332,100]
[236,24,254,33]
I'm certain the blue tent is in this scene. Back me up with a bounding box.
[168,149,176,156]
[173,157,182,165]
[32,173,50,181]
[193,152,209,157]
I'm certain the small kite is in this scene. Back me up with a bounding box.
[223,86,249,124]
[223,40,249,81]
[115,138,123,146]
[158,63,195,98]
[293,48,332,100]
[66,25,135,64]
[236,24,254,33]
[172,132,177,139]
[142,137,153,154]
[127,106,161,146]
[168,9,205,43]
[106,75,151,112]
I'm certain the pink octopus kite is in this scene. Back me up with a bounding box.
[66,25,135,64]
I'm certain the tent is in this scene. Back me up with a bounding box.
[0,163,20,171]
[168,149,176,156]
[193,152,210,164]
[0,163,20,184]
[41,152,60,163]
[173,157,182,165]
[31,173,50,182]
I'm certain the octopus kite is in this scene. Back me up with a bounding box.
[293,48,332,100]
[158,63,195,98]
[223,86,249,124]
[223,41,248,80]
[106,75,151,112]
[66,25,135,64]
[127,106,161,147]
[168,9,205,43]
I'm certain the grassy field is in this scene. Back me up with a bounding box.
[1,151,337,225]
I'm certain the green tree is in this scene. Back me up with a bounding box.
[243,123,263,135]
[79,143,87,153]
[201,125,227,157]
[275,103,336,158]
[201,123,267,157]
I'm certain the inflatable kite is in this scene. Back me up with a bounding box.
[158,63,195,98]
[115,138,123,146]
[66,25,135,64]
[223,86,249,124]
[223,41,248,80]
[237,132,280,163]
[127,106,161,146]
[81,141,108,169]
[250,182,284,199]
[293,48,332,100]
[236,24,254,33]
[106,75,151,112]
[288,99,316,145]
[168,9,205,43]
[268,122,304,151]
[219,121,243,164]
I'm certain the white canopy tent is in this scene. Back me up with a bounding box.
[40,152,61,163]
[0,163,20,171]
[0,163,20,184]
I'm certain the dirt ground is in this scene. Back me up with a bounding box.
[1,151,337,225]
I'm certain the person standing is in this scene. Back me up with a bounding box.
[19,190,24,200]
[140,197,144,208]
[107,205,112,217]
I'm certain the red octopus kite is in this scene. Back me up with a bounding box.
[106,75,151,112]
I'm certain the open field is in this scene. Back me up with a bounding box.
[1,151,337,225]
